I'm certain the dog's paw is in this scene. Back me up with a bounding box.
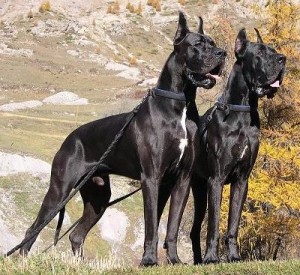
[139,257,158,267]
[227,253,241,263]
[19,247,29,257]
[227,243,241,262]
[193,257,203,265]
[166,254,184,265]
[203,252,220,264]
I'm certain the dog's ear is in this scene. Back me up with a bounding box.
[235,28,248,59]
[198,16,204,34]
[174,11,190,46]
[254,28,264,44]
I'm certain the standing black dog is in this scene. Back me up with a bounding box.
[19,12,226,266]
[189,29,286,264]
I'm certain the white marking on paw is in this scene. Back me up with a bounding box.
[177,107,188,165]
[240,145,248,159]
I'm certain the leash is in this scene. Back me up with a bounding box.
[199,99,251,138]
[4,93,149,258]
[42,186,141,253]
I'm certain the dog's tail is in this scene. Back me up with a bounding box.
[54,207,65,246]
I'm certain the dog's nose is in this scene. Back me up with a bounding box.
[216,49,226,58]
[277,54,286,64]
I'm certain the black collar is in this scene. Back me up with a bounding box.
[149,88,186,101]
[199,99,252,137]
[215,101,251,112]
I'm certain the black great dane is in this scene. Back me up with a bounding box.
[189,28,286,264]
[19,12,226,266]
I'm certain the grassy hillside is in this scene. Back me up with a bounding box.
[1,253,300,274]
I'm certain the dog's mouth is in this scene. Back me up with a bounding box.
[255,69,285,99]
[186,63,224,89]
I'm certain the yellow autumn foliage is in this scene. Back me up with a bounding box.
[217,0,300,260]
[259,0,300,129]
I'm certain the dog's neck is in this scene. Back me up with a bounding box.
[156,52,197,105]
[221,62,258,110]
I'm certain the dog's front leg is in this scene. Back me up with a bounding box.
[164,178,191,265]
[140,177,159,267]
[203,177,224,264]
[226,179,248,262]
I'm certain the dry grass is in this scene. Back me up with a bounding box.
[0,251,126,274]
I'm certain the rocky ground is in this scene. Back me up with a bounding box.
[0,0,264,265]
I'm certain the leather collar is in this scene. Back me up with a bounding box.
[149,88,186,101]
[215,101,251,112]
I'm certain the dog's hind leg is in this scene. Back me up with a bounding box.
[19,149,92,256]
[226,179,248,262]
[190,178,207,265]
[19,172,75,255]
[69,174,111,257]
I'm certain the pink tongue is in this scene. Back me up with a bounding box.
[212,74,220,80]
[206,73,220,80]
[270,80,280,88]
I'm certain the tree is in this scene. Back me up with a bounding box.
[259,0,300,129]
[236,0,300,260]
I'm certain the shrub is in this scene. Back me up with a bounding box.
[129,55,137,66]
[27,10,34,18]
[107,0,120,15]
[136,2,143,16]
[147,0,161,12]
[39,0,51,13]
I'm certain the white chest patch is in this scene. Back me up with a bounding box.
[240,145,248,159]
[177,107,188,165]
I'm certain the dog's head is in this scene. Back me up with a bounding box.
[235,28,286,98]
[173,12,226,89]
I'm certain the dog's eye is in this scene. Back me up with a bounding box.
[257,50,263,56]
[192,46,200,53]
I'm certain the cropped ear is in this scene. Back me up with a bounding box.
[235,28,248,59]
[173,11,190,46]
[254,28,264,43]
[198,16,204,34]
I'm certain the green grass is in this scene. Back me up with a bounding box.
[0,174,47,218]
[0,95,141,162]
[1,254,299,275]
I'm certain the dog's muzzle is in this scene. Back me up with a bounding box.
[185,62,224,89]
[255,68,285,98]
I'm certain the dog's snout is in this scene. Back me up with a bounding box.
[277,54,286,64]
[215,49,226,58]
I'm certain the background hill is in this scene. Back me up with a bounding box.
[0,0,299,267]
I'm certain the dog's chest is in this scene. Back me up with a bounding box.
[177,107,188,165]
[240,145,248,159]
[233,127,259,161]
